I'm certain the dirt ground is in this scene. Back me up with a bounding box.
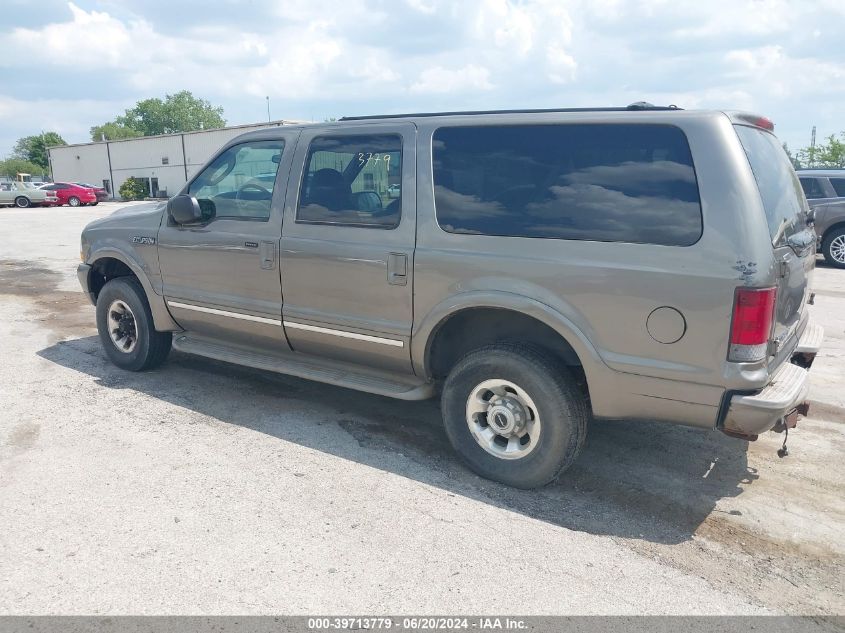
[0,203,843,616]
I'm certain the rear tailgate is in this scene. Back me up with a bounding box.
[734,123,815,368]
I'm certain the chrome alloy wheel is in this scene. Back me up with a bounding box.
[830,234,845,264]
[107,299,138,353]
[465,379,542,460]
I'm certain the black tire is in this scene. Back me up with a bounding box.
[96,277,172,371]
[14,196,30,208]
[821,227,845,269]
[68,196,81,207]
[441,344,588,489]
[91,201,99,206]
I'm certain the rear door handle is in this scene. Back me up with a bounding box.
[259,240,276,270]
[387,252,408,286]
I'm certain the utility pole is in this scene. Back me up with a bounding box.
[266,96,271,122]
[810,126,817,168]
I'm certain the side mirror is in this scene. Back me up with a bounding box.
[168,194,203,225]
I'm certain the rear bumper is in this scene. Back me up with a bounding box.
[722,321,823,438]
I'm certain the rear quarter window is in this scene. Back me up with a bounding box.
[432,123,702,246]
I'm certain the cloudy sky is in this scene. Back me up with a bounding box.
[1,0,843,157]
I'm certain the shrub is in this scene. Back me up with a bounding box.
[119,177,148,201]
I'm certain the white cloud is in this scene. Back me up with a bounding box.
[411,65,494,94]
[9,2,135,68]
[0,0,843,156]
[546,44,577,84]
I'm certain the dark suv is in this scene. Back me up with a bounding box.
[77,106,822,488]
[798,169,845,267]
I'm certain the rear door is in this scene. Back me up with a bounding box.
[279,123,416,372]
[734,124,814,360]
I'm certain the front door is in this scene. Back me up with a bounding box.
[279,123,416,372]
[158,132,299,351]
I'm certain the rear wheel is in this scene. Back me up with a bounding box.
[96,277,172,371]
[441,344,588,489]
[68,196,81,207]
[14,196,30,208]
[822,227,845,269]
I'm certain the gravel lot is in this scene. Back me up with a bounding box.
[0,202,843,615]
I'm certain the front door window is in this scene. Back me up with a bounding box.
[189,140,285,221]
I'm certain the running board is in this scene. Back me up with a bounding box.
[172,335,435,401]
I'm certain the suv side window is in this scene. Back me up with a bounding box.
[800,177,828,199]
[830,178,845,198]
[432,124,702,246]
[296,134,402,229]
[188,140,284,221]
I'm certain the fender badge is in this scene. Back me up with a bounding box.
[132,236,156,245]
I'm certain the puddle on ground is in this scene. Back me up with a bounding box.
[0,259,94,342]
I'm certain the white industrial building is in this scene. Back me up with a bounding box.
[48,120,306,199]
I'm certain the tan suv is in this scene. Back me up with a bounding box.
[77,105,823,488]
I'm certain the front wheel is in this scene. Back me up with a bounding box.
[441,344,588,489]
[822,227,845,269]
[68,196,81,207]
[14,196,31,208]
[91,201,99,206]
[96,277,172,371]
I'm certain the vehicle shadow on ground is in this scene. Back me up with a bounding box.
[39,335,758,546]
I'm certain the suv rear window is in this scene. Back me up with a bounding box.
[432,123,702,246]
[735,125,806,244]
[830,178,845,198]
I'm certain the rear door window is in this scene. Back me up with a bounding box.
[432,124,702,246]
[830,178,845,198]
[296,134,402,229]
[799,177,828,199]
[734,125,806,244]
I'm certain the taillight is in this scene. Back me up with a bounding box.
[729,287,777,362]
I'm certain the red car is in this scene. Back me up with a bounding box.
[41,182,97,207]
[73,182,109,203]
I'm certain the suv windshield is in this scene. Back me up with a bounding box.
[734,125,806,244]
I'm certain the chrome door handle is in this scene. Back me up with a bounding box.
[387,252,407,286]
[259,241,276,270]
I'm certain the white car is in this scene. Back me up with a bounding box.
[0,182,58,208]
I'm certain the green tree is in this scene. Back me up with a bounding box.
[0,158,47,179]
[797,132,845,168]
[12,131,67,170]
[112,90,226,136]
[118,177,148,201]
[815,134,845,168]
[90,122,142,142]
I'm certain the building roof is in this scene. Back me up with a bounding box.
[48,119,310,151]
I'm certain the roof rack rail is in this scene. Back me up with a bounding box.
[339,102,682,122]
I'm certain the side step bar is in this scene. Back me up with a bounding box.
[172,335,436,401]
